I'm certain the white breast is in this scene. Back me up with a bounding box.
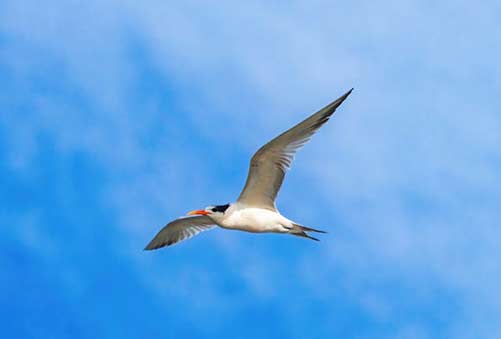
[218,204,291,233]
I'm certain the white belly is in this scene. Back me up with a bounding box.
[218,207,290,233]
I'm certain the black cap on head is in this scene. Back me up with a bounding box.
[211,204,230,213]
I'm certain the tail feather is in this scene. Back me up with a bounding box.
[297,225,327,233]
[295,231,319,241]
[289,223,325,241]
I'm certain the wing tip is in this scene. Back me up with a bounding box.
[315,87,353,120]
[144,239,169,251]
[321,87,354,115]
[337,87,354,103]
[143,243,159,251]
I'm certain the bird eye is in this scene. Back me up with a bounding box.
[211,208,217,212]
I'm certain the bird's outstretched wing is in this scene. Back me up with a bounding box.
[237,89,353,210]
[144,216,215,250]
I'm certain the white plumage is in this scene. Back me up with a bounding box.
[145,89,353,250]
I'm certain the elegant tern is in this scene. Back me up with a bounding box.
[145,89,353,250]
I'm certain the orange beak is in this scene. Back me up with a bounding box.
[187,209,209,216]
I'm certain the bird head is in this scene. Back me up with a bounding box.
[187,203,231,221]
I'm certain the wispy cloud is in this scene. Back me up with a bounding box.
[1,0,500,338]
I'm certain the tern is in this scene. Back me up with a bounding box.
[145,89,353,250]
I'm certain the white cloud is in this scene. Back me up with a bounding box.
[1,0,500,336]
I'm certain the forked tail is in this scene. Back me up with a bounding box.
[290,223,327,241]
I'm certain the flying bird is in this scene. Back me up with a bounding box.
[145,89,353,250]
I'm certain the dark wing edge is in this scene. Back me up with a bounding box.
[237,88,353,209]
[144,215,215,250]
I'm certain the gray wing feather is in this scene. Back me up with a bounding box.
[144,215,215,250]
[237,89,353,210]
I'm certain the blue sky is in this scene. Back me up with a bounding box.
[1,1,500,338]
